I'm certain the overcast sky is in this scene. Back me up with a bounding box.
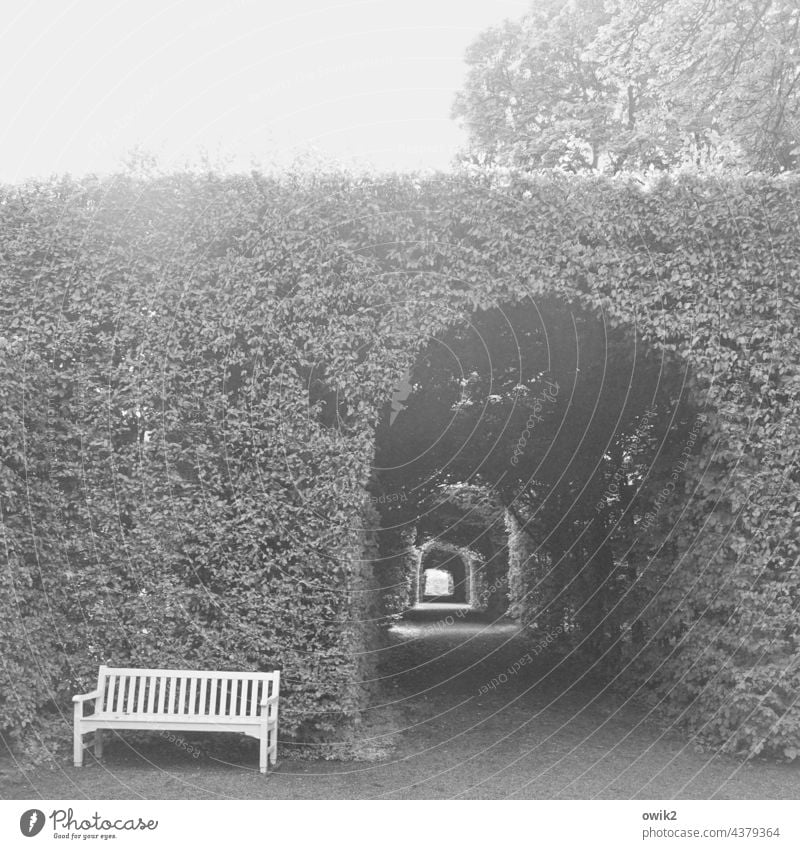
[0,0,528,181]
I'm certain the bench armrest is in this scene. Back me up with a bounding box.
[260,692,279,723]
[73,689,101,704]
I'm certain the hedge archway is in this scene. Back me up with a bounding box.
[368,292,700,656]
[416,541,483,607]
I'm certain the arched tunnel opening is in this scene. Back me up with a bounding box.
[421,556,466,605]
[366,295,702,704]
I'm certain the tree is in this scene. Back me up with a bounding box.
[452,0,626,173]
[453,0,800,173]
[597,0,800,172]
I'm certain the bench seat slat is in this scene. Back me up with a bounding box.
[79,718,268,737]
[82,714,275,725]
[87,707,280,724]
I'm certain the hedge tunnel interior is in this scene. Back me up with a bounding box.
[367,294,704,682]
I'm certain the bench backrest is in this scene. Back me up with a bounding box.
[93,667,279,719]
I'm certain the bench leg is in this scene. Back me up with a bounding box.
[259,729,268,774]
[269,726,277,766]
[94,729,103,760]
[73,724,84,767]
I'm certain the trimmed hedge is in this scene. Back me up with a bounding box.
[1,169,799,759]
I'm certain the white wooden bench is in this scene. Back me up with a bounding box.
[73,666,280,774]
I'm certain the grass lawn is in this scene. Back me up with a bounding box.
[3,610,799,800]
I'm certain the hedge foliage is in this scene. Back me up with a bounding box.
[1,169,799,759]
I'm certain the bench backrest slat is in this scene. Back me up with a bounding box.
[137,675,147,713]
[124,675,135,713]
[225,677,233,716]
[221,677,231,716]
[116,674,127,713]
[158,675,166,714]
[107,674,115,713]
[188,677,198,716]
[210,677,219,716]
[250,680,261,717]
[219,677,228,716]
[146,674,156,713]
[232,678,239,716]
[231,678,240,717]
[125,676,136,713]
[244,680,253,717]
[116,675,127,713]
[238,679,247,717]
[229,678,237,717]
[199,677,208,716]
[162,675,171,714]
